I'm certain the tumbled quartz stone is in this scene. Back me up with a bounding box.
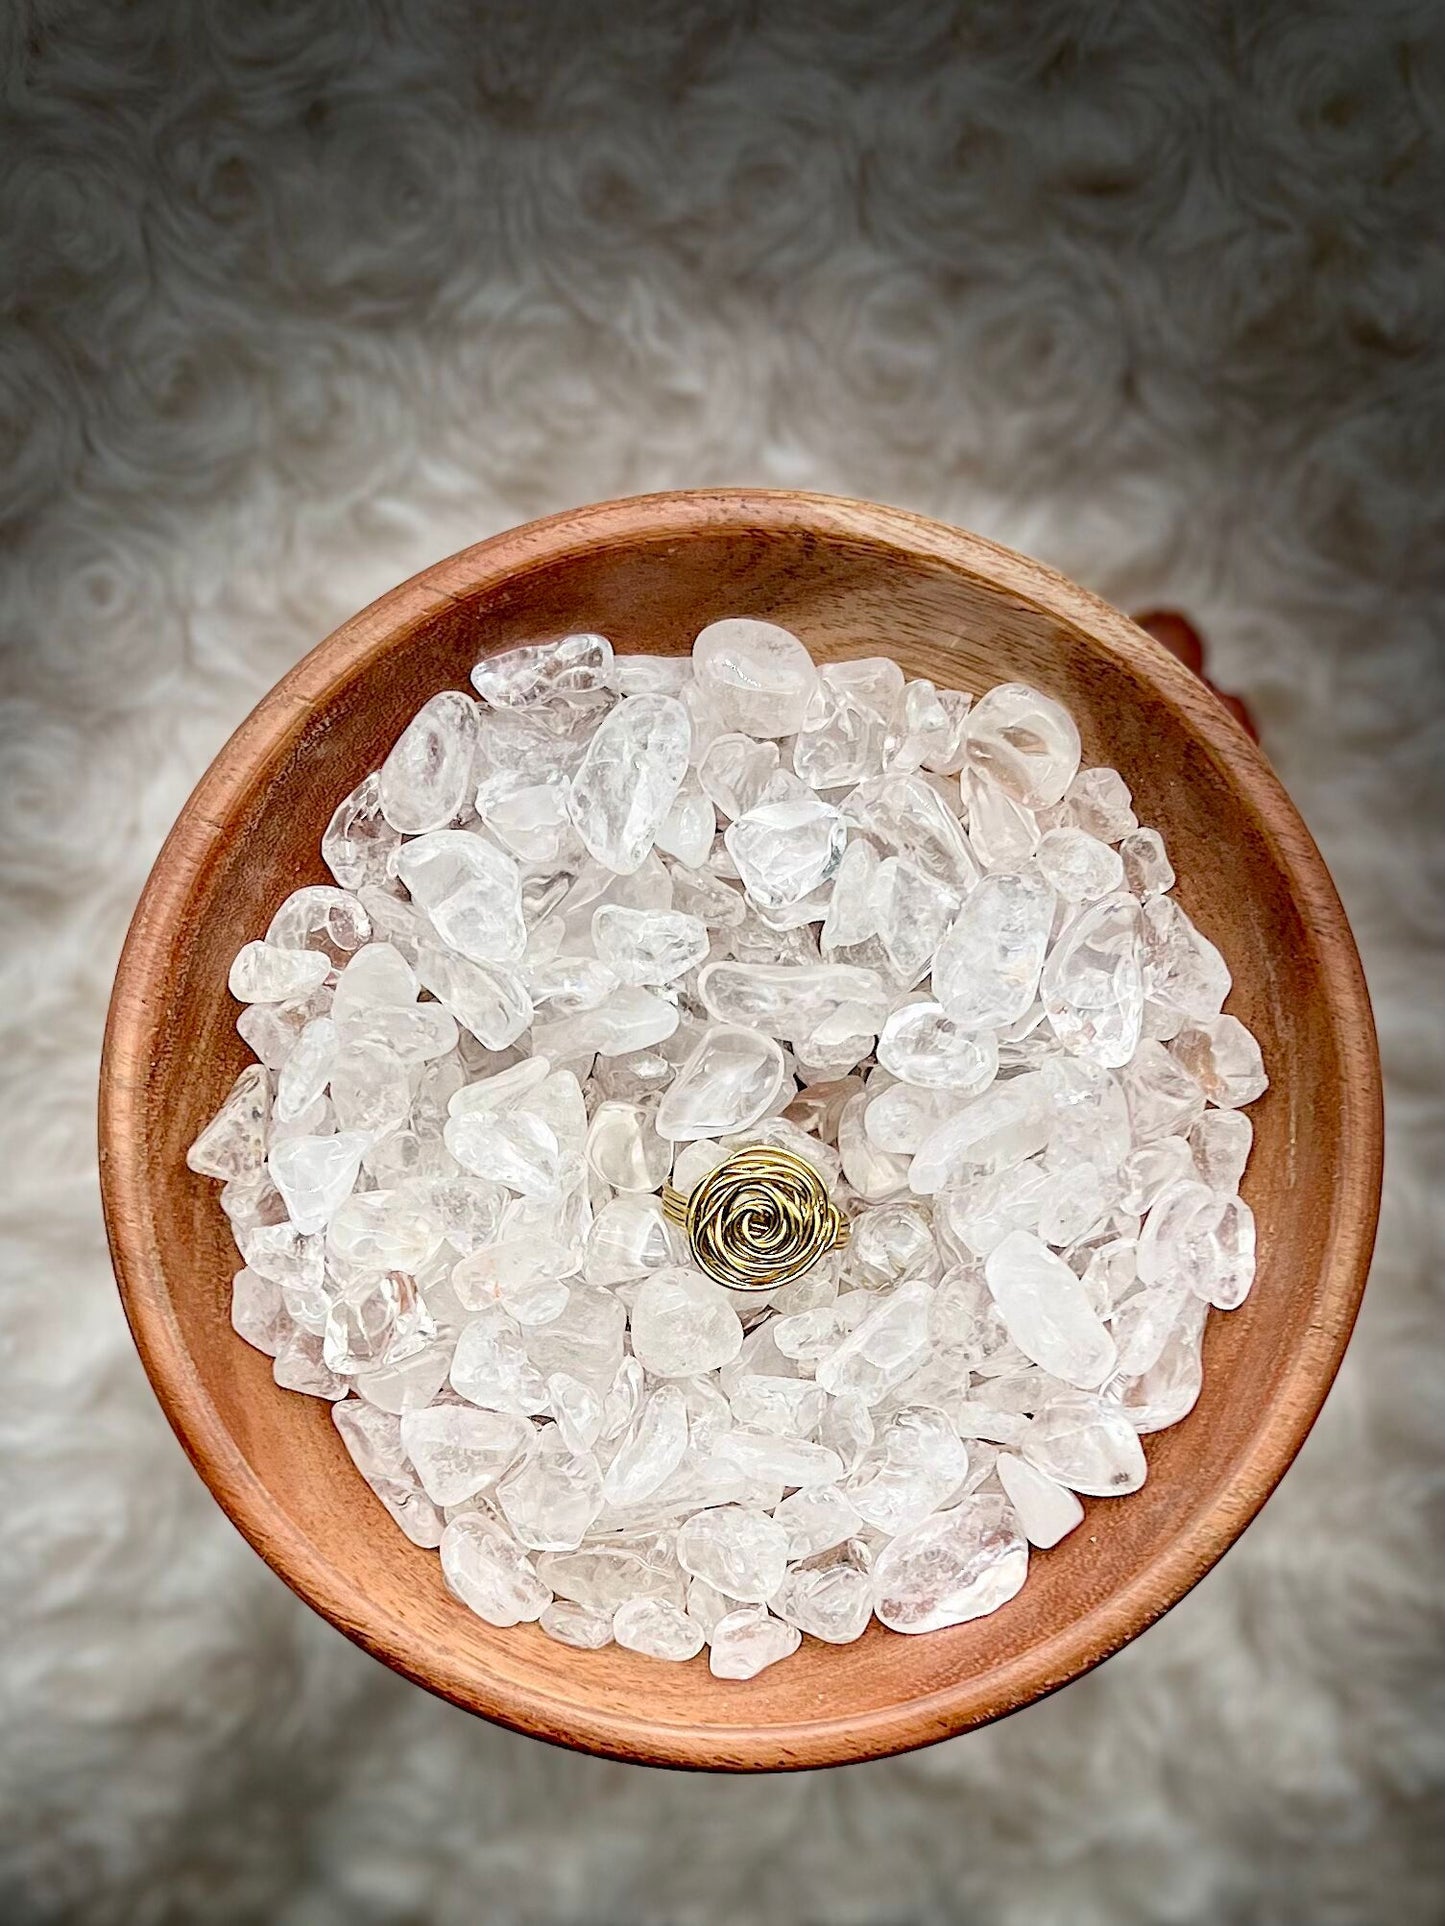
[655,1023,787,1140]
[379,690,479,834]
[540,1598,614,1650]
[772,1542,874,1644]
[612,1595,706,1661]
[774,1485,863,1561]
[1041,894,1144,1068]
[909,1076,1052,1195]
[592,905,708,985]
[525,1288,628,1397]
[933,871,1054,1031]
[984,1231,1117,1389]
[230,1268,289,1356]
[844,772,981,895]
[416,948,532,1052]
[676,1505,790,1603]
[1061,766,1136,842]
[692,619,819,738]
[498,1426,603,1551]
[440,1513,549,1627]
[724,798,847,911]
[1034,827,1125,903]
[965,683,1080,809]
[332,1400,445,1548]
[450,1305,550,1415]
[1119,827,1175,897]
[708,1607,801,1680]
[228,941,331,1005]
[1022,1393,1147,1494]
[815,1281,932,1404]
[960,764,1040,871]
[471,632,613,719]
[602,1385,692,1506]
[400,1404,534,1507]
[444,1108,566,1200]
[273,1326,348,1400]
[1120,1040,1207,1143]
[872,1497,1029,1632]
[698,960,887,1043]
[877,1001,998,1093]
[1190,1108,1253,1194]
[1140,895,1231,1021]
[267,1131,367,1235]
[189,1064,270,1180]
[630,1268,744,1377]
[324,772,402,891]
[399,831,526,966]
[873,857,959,986]
[568,694,690,874]
[1170,1015,1269,1108]
[711,1430,843,1490]
[793,681,888,788]
[585,1100,671,1192]
[995,1451,1085,1547]
[847,1407,971,1536]
[323,1270,435,1374]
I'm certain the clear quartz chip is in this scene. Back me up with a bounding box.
[1041,894,1144,1068]
[568,694,690,874]
[323,773,402,891]
[708,1607,801,1679]
[655,1024,787,1140]
[267,1130,367,1234]
[772,1542,874,1643]
[540,1598,613,1649]
[676,1505,790,1603]
[1034,827,1125,903]
[877,1002,999,1092]
[188,1064,270,1180]
[440,1514,549,1627]
[964,683,1081,809]
[228,941,331,1005]
[470,633,614,718]
[692,619,819,737]
[872,1498,1029,1632]
[1170,1015,1268,1108]
[995,1452,1085,1547]
[984,1230,1118,1389]
[1022,1393,1147,1494]
[379,691,479,834]
[630,1269,744,1376]
[612,1595,706,1661]
[400,1404,534,1507]
[724,798,848,910]
[592,905,709,985]
[933,871,1054,1031]
[498,1426,604,1550]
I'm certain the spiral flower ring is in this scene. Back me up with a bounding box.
[661,1145,850,1293]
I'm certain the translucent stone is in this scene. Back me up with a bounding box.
[883,678,954,774]
[844,772,981,895]
[1041,894,1144,1068]
[592,905,709,986]
[332,1400,445,1548]
[440,1513,549,1627]
[1136,1178,1217,1287]
[266,886,371,965]
[328,1189,442,1273]
[1112,1297,1207,1432]
[400,1403,534,1506]
[582,1100,667,1193]
[379,691,479,834]
[470,633,614,719]
[848,1407,971,1535]
[842,1203,939,1292]
[1120,1040,1207,1143]
[935,1162,1050,1260]
[965,683,1080,809]
[984,1230,1117,1389]
[527,953,619,1016]
[1034,827,1124,903]
[416,947,532,1052]
[231,1267,288,1355]
[773,1542,875,1644]
[655,1024,787,1140]
[228,940,331,1005]
[602,1385,691,1506]
[524,1287,627,1395]
[711,1430,843,1489]
[355,1341,454,1414]
[323,1270,435,1375]
[612,1595,706,1661]
[1119,827,1175,897]
[669,864,747,929]
[838,1091,910,1201]
[273,1326,348,1399]
[540,1536,684,1613]
[474,770,579,865]
[272,1016,337,1123]
[815,1282,932,1404]
[583,1196,680,1286]
[188,1064,270,1180]
[1116,1137,1195,1215]
[498,1426,603,1550]
[450,1305,550,1415]
[708,1606,801,1679]
[728,1374,825,1438]
[629,1268,745,1378]
[1061,766,1136,842]
[1036,1063,1126,1184]
[995,1451,1084,1547]
[873,858,958,986]
[724,798,847,911]
[818,1392,874,1474]
[909,1076,1052,1196]
[354,886,432,964]
[877,1002,999,1092]
[444,1108,563,1203]
[1036,1160,1111,1247]
[692,619,819,738]
[872,1498,1029,1632]
[332,939,418,1017]
[793,680,888,788]
[863,1081,959,1155]
[675,1505,789,1602]
[396,831,526,966]
[567,694,690,874]
[654,779,715,868]
[323,773,402,891]
[1022,1393,1147,1494]
[697,734,781,821]
[1170,1015,1268,1108]
[697,960,886,1043]
[933,871,1054,1031]
[1140,896,1231,1020]
[774,1485,862,1561]
[1190,1109,1253,1194]
[540,1598,614,1649]
[960,765,1040,870]
[531,987,679,1063]
[820,838,880,952]
[267,1130,367,1234]
[823,655,904,713]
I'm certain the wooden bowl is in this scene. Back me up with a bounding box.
[99,490,1382,1771]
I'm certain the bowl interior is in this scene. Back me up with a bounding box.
[102,495,1379,1769]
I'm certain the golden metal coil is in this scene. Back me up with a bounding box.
[661,1145,849,1294]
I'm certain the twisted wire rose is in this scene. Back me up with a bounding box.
[671,1145,848,1292]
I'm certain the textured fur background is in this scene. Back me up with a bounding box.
[2,2,1442,1920]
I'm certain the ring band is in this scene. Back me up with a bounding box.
[661,1144,850,1294]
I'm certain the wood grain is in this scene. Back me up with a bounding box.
[98,490,1383,1772]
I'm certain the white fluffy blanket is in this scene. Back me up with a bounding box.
[2,2,1441,1920]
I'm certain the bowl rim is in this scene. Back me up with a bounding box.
[98,487,1384,1771]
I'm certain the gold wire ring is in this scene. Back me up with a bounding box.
[661,1145,850,1294]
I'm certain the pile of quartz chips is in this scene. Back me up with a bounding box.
[191,618,1267,1676]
